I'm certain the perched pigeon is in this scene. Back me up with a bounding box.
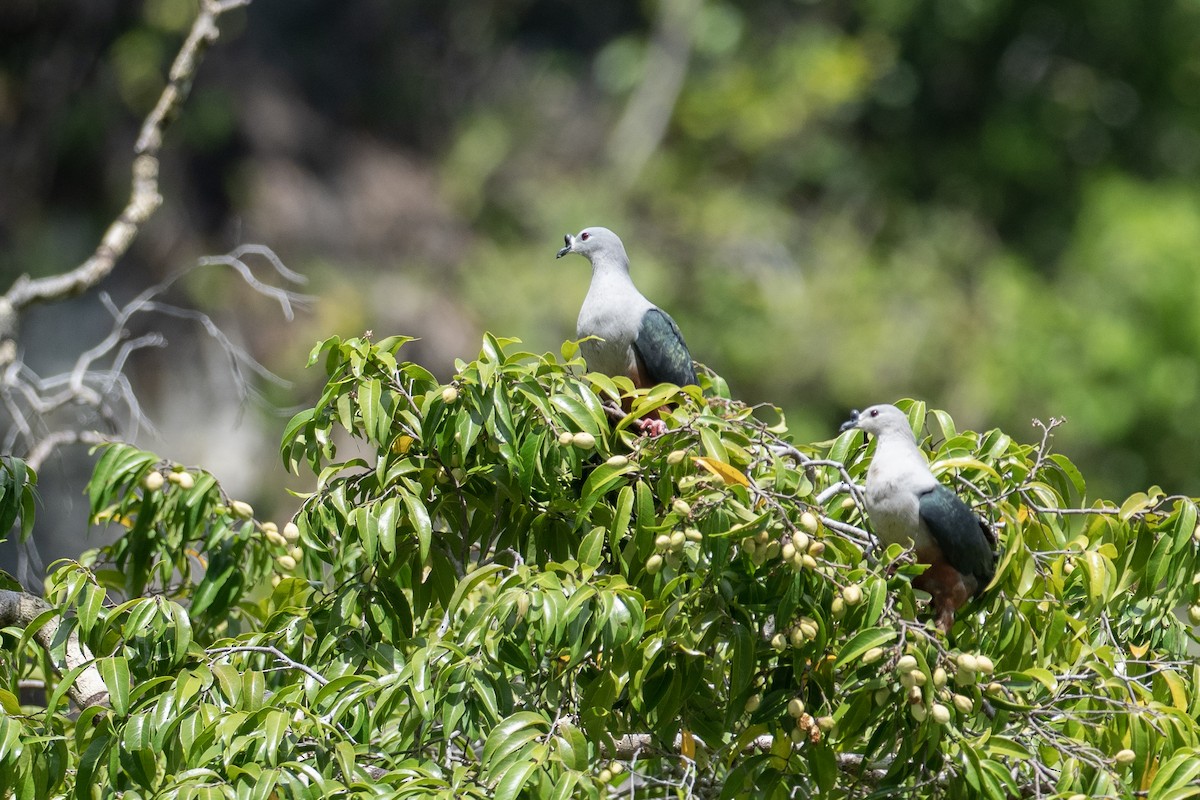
[841,404,997,633]
[557,226,697,433]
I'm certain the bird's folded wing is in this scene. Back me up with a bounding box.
[918,484,996,587]
[633,308,697,387]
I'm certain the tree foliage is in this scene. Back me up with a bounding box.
[2,335,1200,797]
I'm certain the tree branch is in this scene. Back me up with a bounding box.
[0,590,108,709]
[26,430,112,473]
[207,645,329,687]
[0,0,251,325]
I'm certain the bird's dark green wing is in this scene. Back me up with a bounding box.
[918,484,996,589]
[634,308,697,387]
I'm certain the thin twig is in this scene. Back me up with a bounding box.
[208,644,330,686]
[26,430,112,473]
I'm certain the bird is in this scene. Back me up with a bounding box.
[557,226,697,435]
[841,404,997,633]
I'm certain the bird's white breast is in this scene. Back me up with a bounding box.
[864,440,938,551]
[576,270,653,377]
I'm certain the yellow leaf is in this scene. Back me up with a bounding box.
[392,435,415,454]
[1161,668,1189,710]
[681,729,695,760]
[93,509,134,528]
[1128,641,1149,659]
[692,456,750,487]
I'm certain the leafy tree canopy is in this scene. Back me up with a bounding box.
[2,334,1200,798]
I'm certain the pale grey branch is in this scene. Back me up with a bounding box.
[0,0,249,321]
[0,590,108,709]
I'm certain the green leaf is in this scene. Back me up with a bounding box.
[0,457,36,543]
[74,731,111,799]
[359,377,383,442]
[700,427,729,464]
[97,657,131,716]
[608,485,634,558]
[376,496,399,556]
[491,759,540,800]
[550,395,603,438]
[553,721,589,772]
[729,624,755,711]
[1149,749,1200,798]
[547,772,580,800]
[169,601,193,661]
[1119,492,1153,520]
[401,491,433,563]
[834,627,895,670]
[281,409,317,473]
[242,669,266,712]
[1048,454,1087,500]
[579,526,605,569]
[1077,550,1111,603]
[578,462,636,520]
[984,735,1032,760]
[260,712,289,767]
[446,564,507,619]
[931,456,1001,482]
[483,712,550,765]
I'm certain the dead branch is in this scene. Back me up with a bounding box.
[0,0,252,328]
[26,430,112,474]
[0,248,306,466]
[0,0,285,592]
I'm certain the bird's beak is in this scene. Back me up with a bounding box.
[839,410,862,433]
[556,234,574,259]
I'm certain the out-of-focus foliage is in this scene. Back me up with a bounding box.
[5,1,1200,506]
[443,0,1200,499]
[4,335,1200,797]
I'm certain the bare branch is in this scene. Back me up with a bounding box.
[0,0,248,322]
[2,245,303,470]
[197,244,310,322]
[208,644,330,687]
[26,430,112,473]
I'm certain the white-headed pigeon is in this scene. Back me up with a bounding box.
[841,403,997,633]
[557,226,697,434]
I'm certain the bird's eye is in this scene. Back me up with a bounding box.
[869,409,879,418]
[580,232,590,241]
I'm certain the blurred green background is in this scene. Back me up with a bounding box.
[2,0,1200,523]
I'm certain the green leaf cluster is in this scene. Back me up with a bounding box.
[0,456,36,545]
[2,334,1200,798]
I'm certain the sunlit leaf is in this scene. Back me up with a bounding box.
[692,456,749,487]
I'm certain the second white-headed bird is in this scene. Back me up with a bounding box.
[841,404,997,633]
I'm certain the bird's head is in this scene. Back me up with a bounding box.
[556,226,626,263]
[840,403,912,438]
